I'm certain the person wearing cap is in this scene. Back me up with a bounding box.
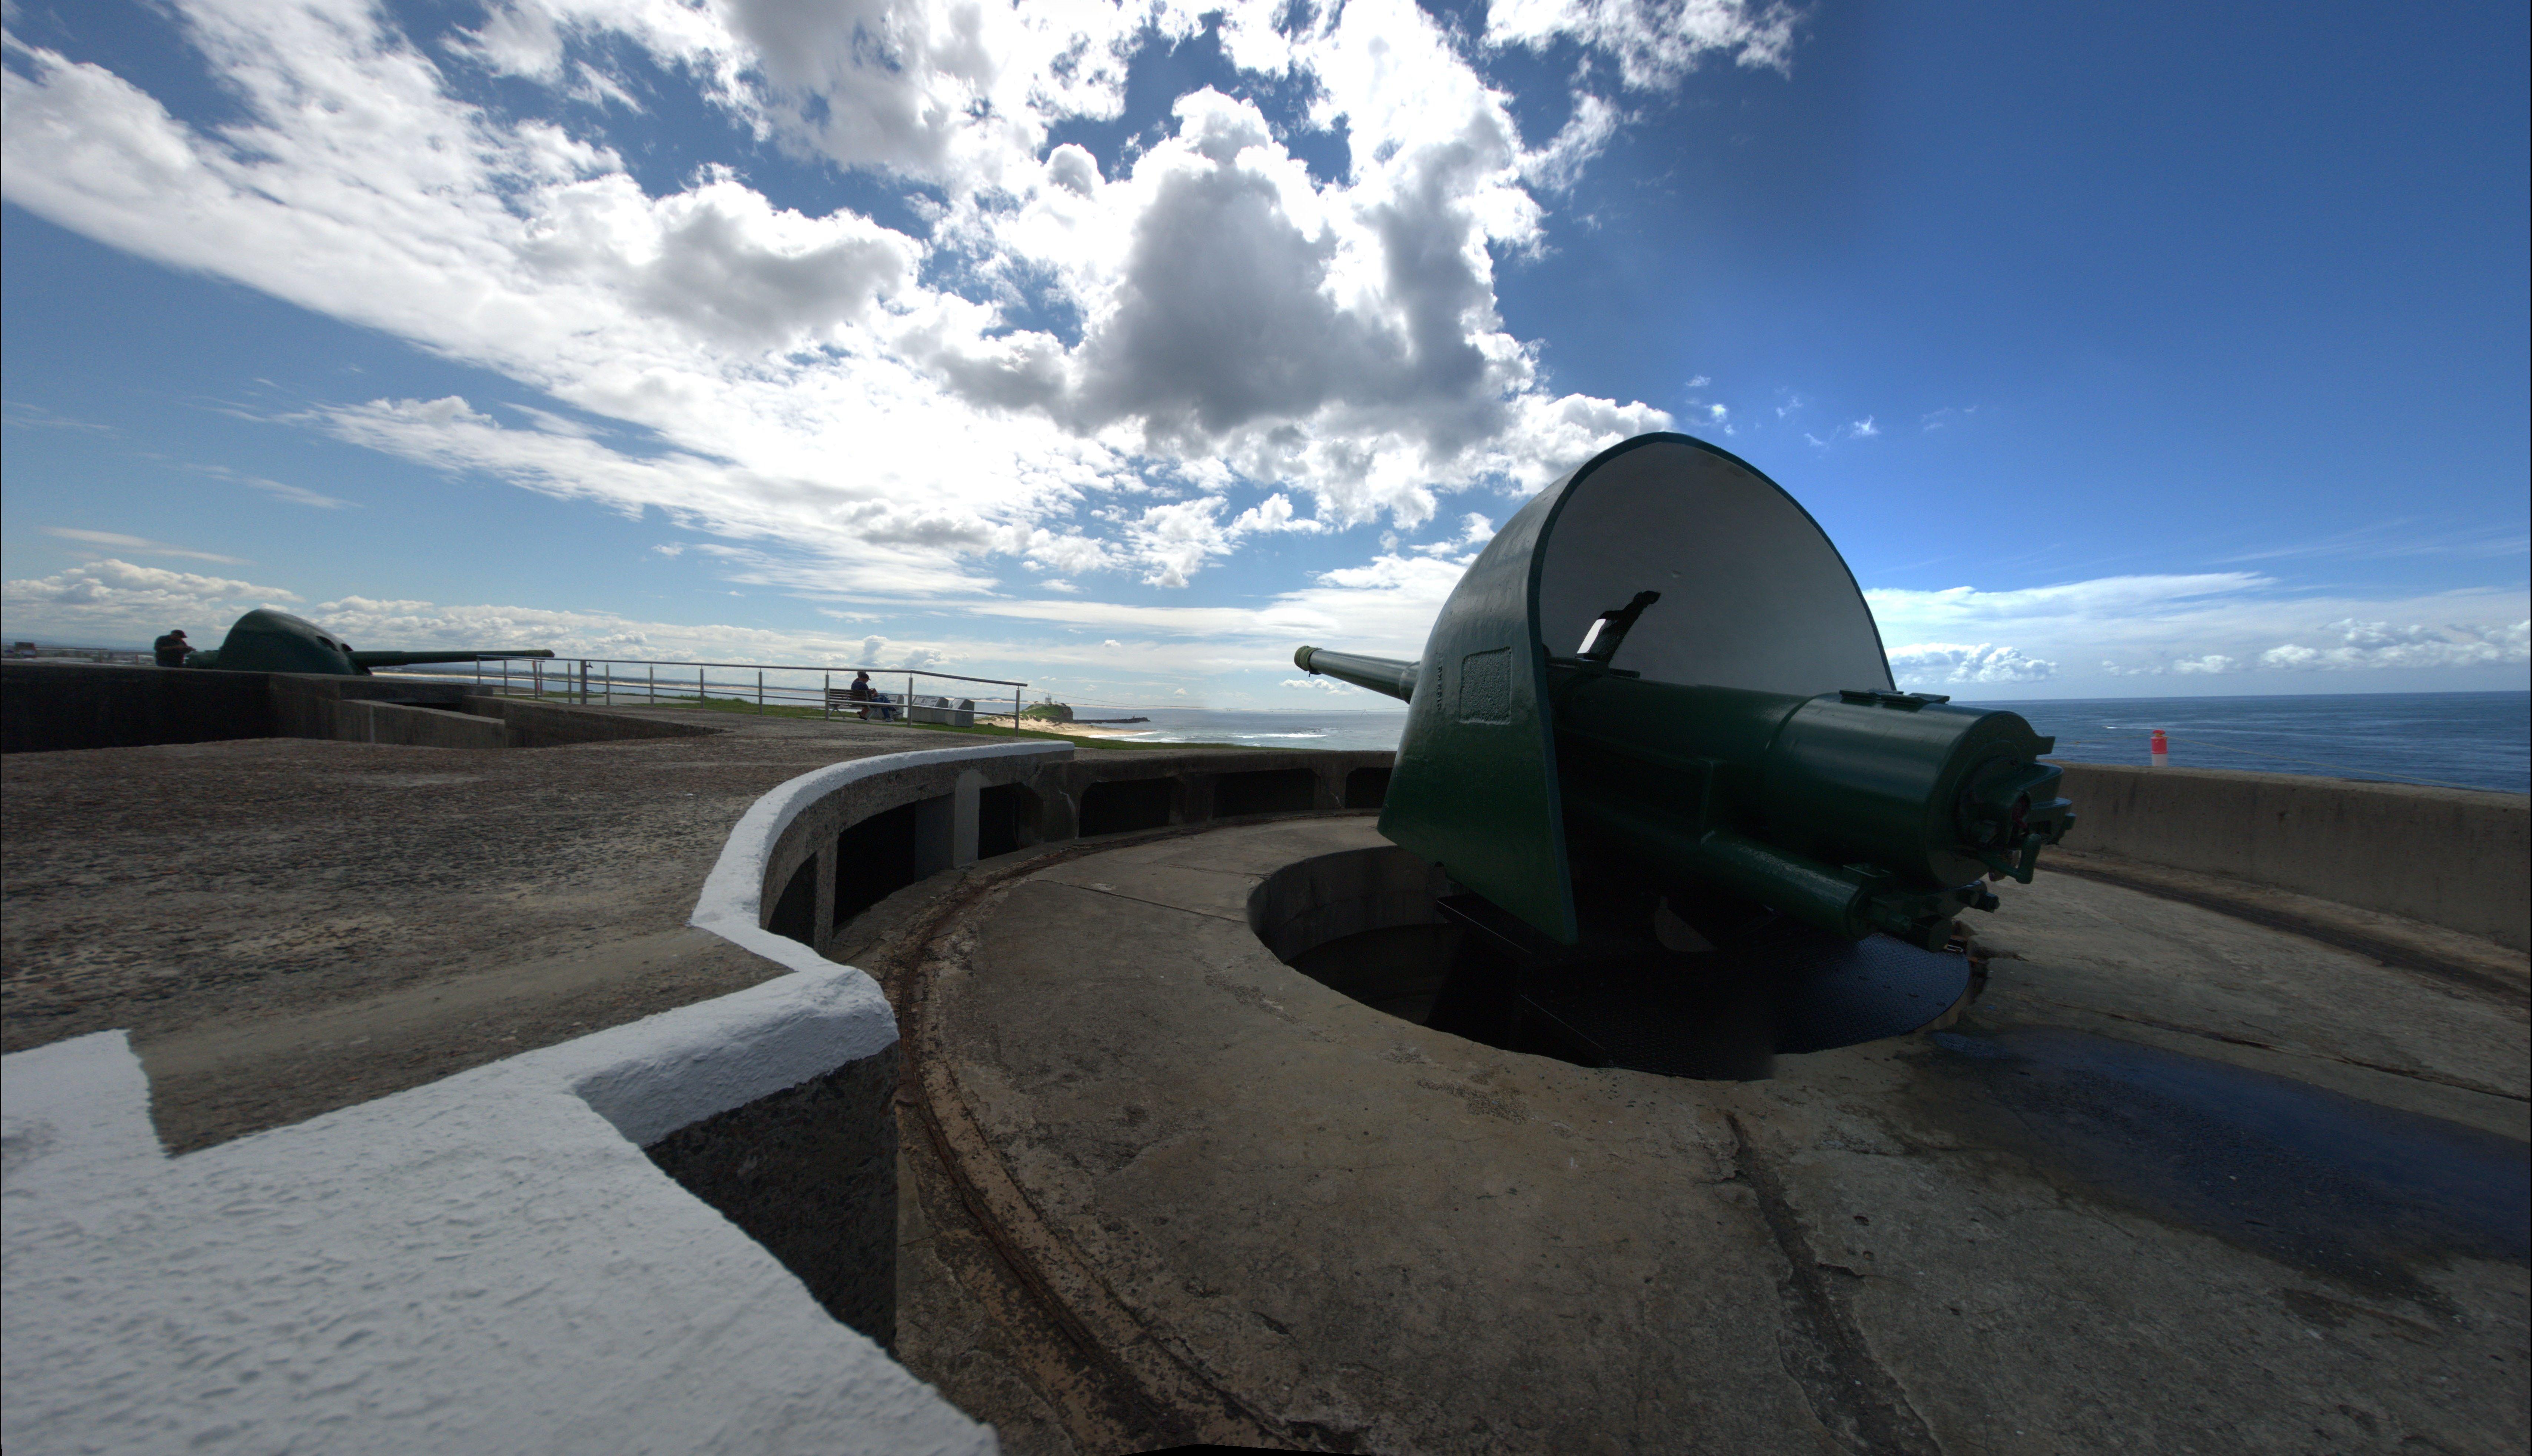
[153,629,193,667]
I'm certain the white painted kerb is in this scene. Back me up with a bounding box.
[1,741,1067,1456]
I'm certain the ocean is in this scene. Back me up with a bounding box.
[1089,691,2530,796]
[1078,707,1411,754]
[1972,691,2529,795]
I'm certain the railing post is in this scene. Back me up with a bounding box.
[823,671,831,721]
[757,670,763,714]
[649,663,655,704]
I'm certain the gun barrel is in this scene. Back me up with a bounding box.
[1549,669,2073,947]
[1293,646,1418,702]
[348,649,557,667]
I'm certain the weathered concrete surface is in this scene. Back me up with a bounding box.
[895,819,2530,1455]
[2055,762,2530,951]
[4,660,279,751]
[0,710,953,1149]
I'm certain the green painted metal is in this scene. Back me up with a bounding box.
[1289,646,1418,701]
[1373,453,1579,941]
[1296,431,2075,950]
[1552,671,2073,947]
[184,609,553,676]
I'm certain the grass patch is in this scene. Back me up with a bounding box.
[517,690,1275,751]
[640,692,1240,750]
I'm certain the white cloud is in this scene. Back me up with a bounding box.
[3,558,299,639]
[2259,618,2530,671]
[3,401,112,432]
[1887,642,2056,686]
[2170,654,2240,675]
[1410,512,1497,557]
[243,478,358,509]
[41,527,248,564]
[1874,575,2530,687]
[0,0,1681,602]
[1486,0,1804,87]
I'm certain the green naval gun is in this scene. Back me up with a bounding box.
[185,609,554,676]
[1295,432,2074,1075]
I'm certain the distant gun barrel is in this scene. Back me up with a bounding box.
[185,609,558,677]
[1291,646,1418,702]
[349,650,555,668]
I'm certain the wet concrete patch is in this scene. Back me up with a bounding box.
[1917,1026,2531,1298]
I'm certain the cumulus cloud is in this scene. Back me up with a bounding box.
[0,0,1680,605]
[1872,575,2529,687]
[2259,619,2531,671]
[3,558,298,638]
[1486,0,1804,87]
[1411,512,1498,558]
[1886,642,2056,686]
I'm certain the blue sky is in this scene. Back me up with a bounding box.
[4,0,2525,705]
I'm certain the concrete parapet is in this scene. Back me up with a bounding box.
[2,661,273,751]
[0,987,983,1455]
[2054,762,2529,950]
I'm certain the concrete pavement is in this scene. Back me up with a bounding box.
[886,818,2528,1455]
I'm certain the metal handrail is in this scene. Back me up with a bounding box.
[372,653,1044,727]
[446,655,1026,688]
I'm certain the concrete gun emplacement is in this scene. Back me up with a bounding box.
[1295,432,2077,1074]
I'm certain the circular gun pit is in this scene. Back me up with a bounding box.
[1244,842,1976,1080]
[891,817,2528,1456]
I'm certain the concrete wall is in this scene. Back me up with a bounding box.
[3,664,729,754]
[642,1047,901,1349]
[460,695,718,748]
[1024,749,1393,843]
[2055,763,2530,950]
[337,699,512,750]
[268,674,471,741]
[3,662,273,752]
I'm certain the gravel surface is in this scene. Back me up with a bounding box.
[1,711,954,1147]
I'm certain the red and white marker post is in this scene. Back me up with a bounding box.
[2150,728,2169,767]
